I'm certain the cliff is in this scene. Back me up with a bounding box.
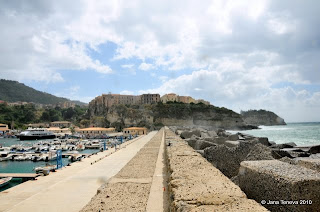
[241,109,286,126]
[88,101,256,130]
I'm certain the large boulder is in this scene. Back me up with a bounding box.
[257,137,271,146]
[228,134,239,141]
[207,130,218,137]
[309,145,320,154]
[244,143,275,161]
[238,160,320,212]
[180,129,201,139]
[204,142,278,178]
[271,142,297,149]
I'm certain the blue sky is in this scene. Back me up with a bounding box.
[1,0,320,122]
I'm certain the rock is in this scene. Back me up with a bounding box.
[207,130,217,137]
[257,137,271,146]
[309,145,320,154]
[204,142,279,178]
[269,141,276,145]
[294,158,320,172]
[186,135,216,150]
[279,156,298,165]
[180,130,201,139]
[238,160,320,212]
[225,140,240,147]
[212,137,228,144]
[194,139,217,150]
[228,134,239,141]
[271,142,297,149]
[200,131,210,138]
[217,129,230,137]
[272,149,294,158]
[244,144,274,161]
[310,153,320,159]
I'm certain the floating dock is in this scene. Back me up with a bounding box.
[0,173,40,180]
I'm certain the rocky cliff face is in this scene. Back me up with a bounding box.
[88,100,257,130]
[241,109,286,126]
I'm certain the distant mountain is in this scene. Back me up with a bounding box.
[240,109,286,126]
[0,79,86,105]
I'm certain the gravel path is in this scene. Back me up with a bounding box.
[81,129,165,212]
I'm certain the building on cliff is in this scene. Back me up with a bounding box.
[90,93,160,109]
[161,93,179,103]
[161,93,210,105]
[141,94,160,104]
[178,95,196,104]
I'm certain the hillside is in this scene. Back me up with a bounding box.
[240,109,286,126]
[0,79,85,105]
[87,101,258,131]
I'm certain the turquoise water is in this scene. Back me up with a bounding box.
[0,138,99,192]
[230,122,320,146]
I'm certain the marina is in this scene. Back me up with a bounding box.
[0,135,133,192]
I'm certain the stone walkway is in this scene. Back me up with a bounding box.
[0,132,157,212]
[81,129,167,212]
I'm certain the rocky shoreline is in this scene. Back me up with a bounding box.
[170,126,320,212]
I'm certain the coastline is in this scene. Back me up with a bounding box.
[228,122,320,146]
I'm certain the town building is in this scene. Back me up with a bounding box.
[46,127,72,134]
[75,127,116,136]
[123,127,147,136]
[28,123,50,128]
[178,96,196,104]
[160,93,209,105]
[161,93,178,103]
[0,123,9,133]
[141,94,160,104]
[101,93,141,108]
[50,121,72,128]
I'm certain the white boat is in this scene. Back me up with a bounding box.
[19,128,56,140]
[0,177,12,188]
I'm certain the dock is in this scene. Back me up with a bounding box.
[0,173,40,180]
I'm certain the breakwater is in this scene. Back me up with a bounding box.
[165,128,267,211]
[172,126,320,212]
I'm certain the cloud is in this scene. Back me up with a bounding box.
[0,0,113,82]
[121,64,134,69]
[138,62,155,71]
[120,90,134,95]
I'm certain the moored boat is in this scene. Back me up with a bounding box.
[19,128,56,141]
[0,177,12,188]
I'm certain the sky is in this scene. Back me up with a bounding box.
[0,0,320,122]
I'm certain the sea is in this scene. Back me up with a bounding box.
[229,122,320,146]
[0,138,99,192]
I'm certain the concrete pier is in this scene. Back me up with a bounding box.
[0,132,157,212]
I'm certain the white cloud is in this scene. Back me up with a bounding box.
[138,62,155,71]
[121,64,134,69]
[120,90,134,95]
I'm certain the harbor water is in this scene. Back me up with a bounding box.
[230,122,320,146]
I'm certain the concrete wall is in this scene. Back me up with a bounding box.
[165,129,267,211]
[238,160,320,212]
